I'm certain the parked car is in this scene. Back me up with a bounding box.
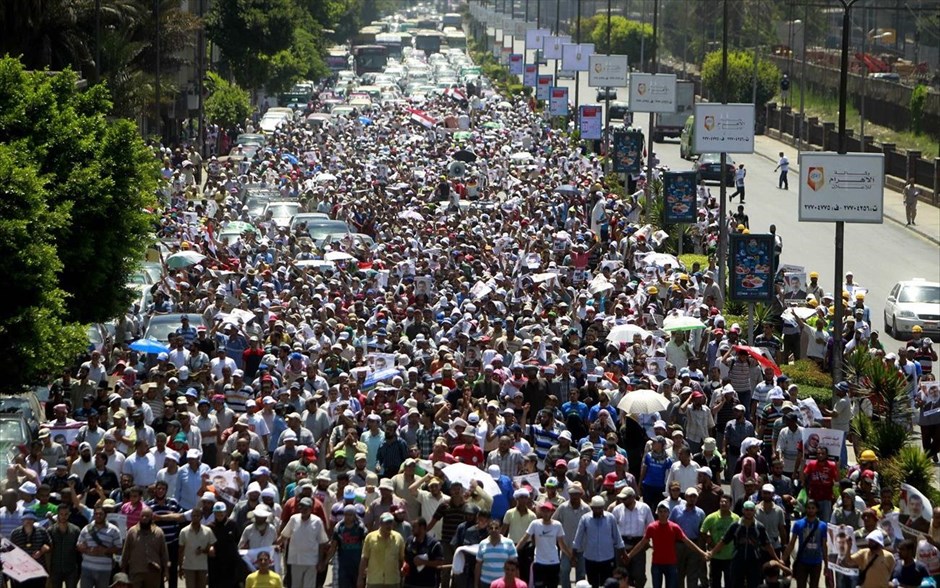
[0,412,31,474]
[695,153,735,185]
[0,391,45,436]
[262,200,304,229]
[884,279,940,338]
[143,313,206,344]
[595,87,617,101]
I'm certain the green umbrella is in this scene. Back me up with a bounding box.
[482,121,503,129]
[453,131,473,140]
[224,221,258,234]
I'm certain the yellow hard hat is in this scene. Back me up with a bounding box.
[913,325,924,333]
[679,274,689,281]
[841,291,850,299]
[742,229,750,234]
[828,306,835,316]
[808,299,819,308]
[647,286,658,295]
[855,292,865,300]
[859,450,878,462]
[736,224,746,231]
[809,271,819,279]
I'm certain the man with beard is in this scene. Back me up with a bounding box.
[82,453,120,508]
[121,508,169,588]
[207,502,241,588]
[77,506,124,588]
[147,480,184,588]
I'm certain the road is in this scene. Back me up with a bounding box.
[488,26,940,352]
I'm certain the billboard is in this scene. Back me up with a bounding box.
[549,87,569,117]
[508,54,524,75]
[579,105,603,140]
[611,129,644,174]
[544,35,570,60]
[628,73,678,113]
[798,152,885,223]
[693,103,756,153]
[728,233,776,302]
[561,43,594,71]
[523,64,538,88]
[525,28,551,51]
[588,55,630,88]
[662,171,699,224]
[536,75,553,100]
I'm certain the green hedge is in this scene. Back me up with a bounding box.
[781,359,833,389]
[796,384,832,407]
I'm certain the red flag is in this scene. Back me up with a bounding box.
[733,345,782,376]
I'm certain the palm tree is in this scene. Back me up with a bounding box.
[0,0,92,74]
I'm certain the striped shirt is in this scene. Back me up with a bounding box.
[0,505,23,539]
[476,537,517,585]
[224,384,253,414]
[77,522,123,572]
[527,424,560,463]
[146,497,182,544]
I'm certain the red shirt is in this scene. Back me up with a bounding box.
[803,459,839,501]
[643,520,687,565]
[490,579,527,588]
[452,443,484,466]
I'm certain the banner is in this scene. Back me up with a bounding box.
[918,381,940,427]
[536,75,553,101]
[508,53,524,76]
[0,538,49,582]
[514,473,542,493]
[579,105,603,140]
[611,129,644,174]
[207,468,242,503]
[588,55,630,87]
[728,233,776,302]
[41,422,83,446]
[900,483,933,536]
[628,73,678,113]
[693,103,756,153]
[523,64,538,88]
[798,152,885,223]
[662,172,699,224]
[525,28,550,51]
[549,87,569,117]
[543,35,570,60]
[561,43,593,71]
[800,427,844,460]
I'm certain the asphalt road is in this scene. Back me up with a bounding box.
[490,28,940,352]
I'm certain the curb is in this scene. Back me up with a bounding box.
[752,147,940,246]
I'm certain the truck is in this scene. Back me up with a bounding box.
[652,80,695,142]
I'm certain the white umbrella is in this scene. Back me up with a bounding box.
[397,210,425,222]
[588,278,615,296]
[497,100,512,110]
[313,172,337,183]
[662,315,707,332]
[531,272,558,283]
[324,251,355,262]
[607,324,653,343]
[617,389,671,414]
[510,152,533,163]
[639,252,681,268]
[441,463,500,496]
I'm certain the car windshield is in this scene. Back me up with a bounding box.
[899,285,940,304]
[267,204,299,218]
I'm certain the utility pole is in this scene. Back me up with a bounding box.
[798,7,807,150]
[604,0,612,166]
[643,0,659,222]
[154,0,162,143]
[94,0,101,83]
[554,0,561,79]
[574,0,582,120]
[717,0,729,290]
[197,0,206,157]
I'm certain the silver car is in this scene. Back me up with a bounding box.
[884,279,940,338]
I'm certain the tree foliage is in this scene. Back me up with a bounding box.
[587,16,654,70]
[0,58,158,333]
[701,49,780,106]
[205,72,251,130]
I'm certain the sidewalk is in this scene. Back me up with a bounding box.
[752,134,940,245]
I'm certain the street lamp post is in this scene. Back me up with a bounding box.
[717,0,730,290]
[574,0,582,124]
[154,0,162,143]
[604,0,612,167]
[643,0,659,223]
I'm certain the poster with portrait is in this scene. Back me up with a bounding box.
[917,539,940,575]
[367,353,398,372]
[728,233,775,302]
[662,172,698,224]
[826,524,858,577]
[783,272,808,301]
[414,276,433,297]
[578,105,603,141]
[800,428,844,460]
[611,129,644,174]
[900,483,933,536]
[918,381,940,427]
[207,467,242,504]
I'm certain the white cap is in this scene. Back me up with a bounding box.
[866,530,884,547]
[488,464,501,480]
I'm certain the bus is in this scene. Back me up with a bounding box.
[375,33,405,59]
[352,45,389,76]
[417,18,441,31]
[326,46,350,74]
[442,13,462,28]
[353,25,382,46]
[443,30,467,51]
[414,30,444,55]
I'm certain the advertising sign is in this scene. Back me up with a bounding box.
[536,75,553,101]
[588,55,630,87]
[501,17,514,34]
[579,105,603,140]
[501,45,512,65]
[523,64,538,88]
[662,171,699,223]
[728,233,776,302]
[628,73,678,112]
[544,35,570,60]
[525,28,551,51]
[515,20,528,37]
[549,87,569,116]
[798,152,885,223]
[508,53,524,76]
[693,103,756,153]
[561,43,594,71]
[611,129,644,174]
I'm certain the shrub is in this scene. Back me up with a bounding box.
[851,412,914,462]
[781,360,833,389]
[881,446,940,505]
[796,385,832,407]
[679,254,709,272]
[910,84,928,136]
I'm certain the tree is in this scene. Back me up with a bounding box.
[588,16,654,70]
[701,49,780,106]
[0,58,158,328]
[205,72,251,130]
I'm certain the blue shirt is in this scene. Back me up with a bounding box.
[561,401,589,422]
[477,537,517,585]
[669,504,706,540]
[361,429,385,470]
[572,512,625,562]
[588,403,618,423]
[643,454,673,488]
[176,463,210,510]
[790,517,827,565]
[491,475,514,520]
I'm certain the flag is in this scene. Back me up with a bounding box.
[407,108,438,129]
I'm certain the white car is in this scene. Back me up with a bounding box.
[884,279,940,338]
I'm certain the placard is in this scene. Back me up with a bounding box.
[525,28,551,51]
[798,152,885,223]
[543,35,570,60]
[611,129,644,174]
[508,53,524,75]
[728,233,775,302]
[536,75,553,101]
[561,43,594,71]
[579,105,603,140]
[693,103,756,153]
[663,171,699,223]
[501,17,514,34]
[0,538,49,582]
[523,64,538,88]
[900,483,933,535]
[549,87,569,117]
[800,427,844,460]
[629,73,678,113]
[589,55,630,87]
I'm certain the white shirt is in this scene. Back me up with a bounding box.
[613,501,654,537]
[122,452,159,487]
[525,519,565,565]
[665,461,701,493]
[281,514,329,566]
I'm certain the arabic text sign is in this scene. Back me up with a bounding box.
[798,152,885,223]
[800,427,845,460]
[611,129,644,174]
[525,28,551,51]
[523,64,538,88]
[693,103,756,154]
[561,43,594,71]
[543,35,570,60]
[536,75,553,101]
[588,55,629,87]
[579,105,603,140]
[508,53,524,76]
[0,538,49,582]
[549,87,569,117]
[663,172,699,224]
[629,73,677,113]
[728,233,776,302]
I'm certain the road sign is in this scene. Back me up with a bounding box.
[579,105,603,140]
[798,152,885,223]
[588,55,629,88]
[628,73,677,113]
[693,103,756,154]
[549,87,569,116]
